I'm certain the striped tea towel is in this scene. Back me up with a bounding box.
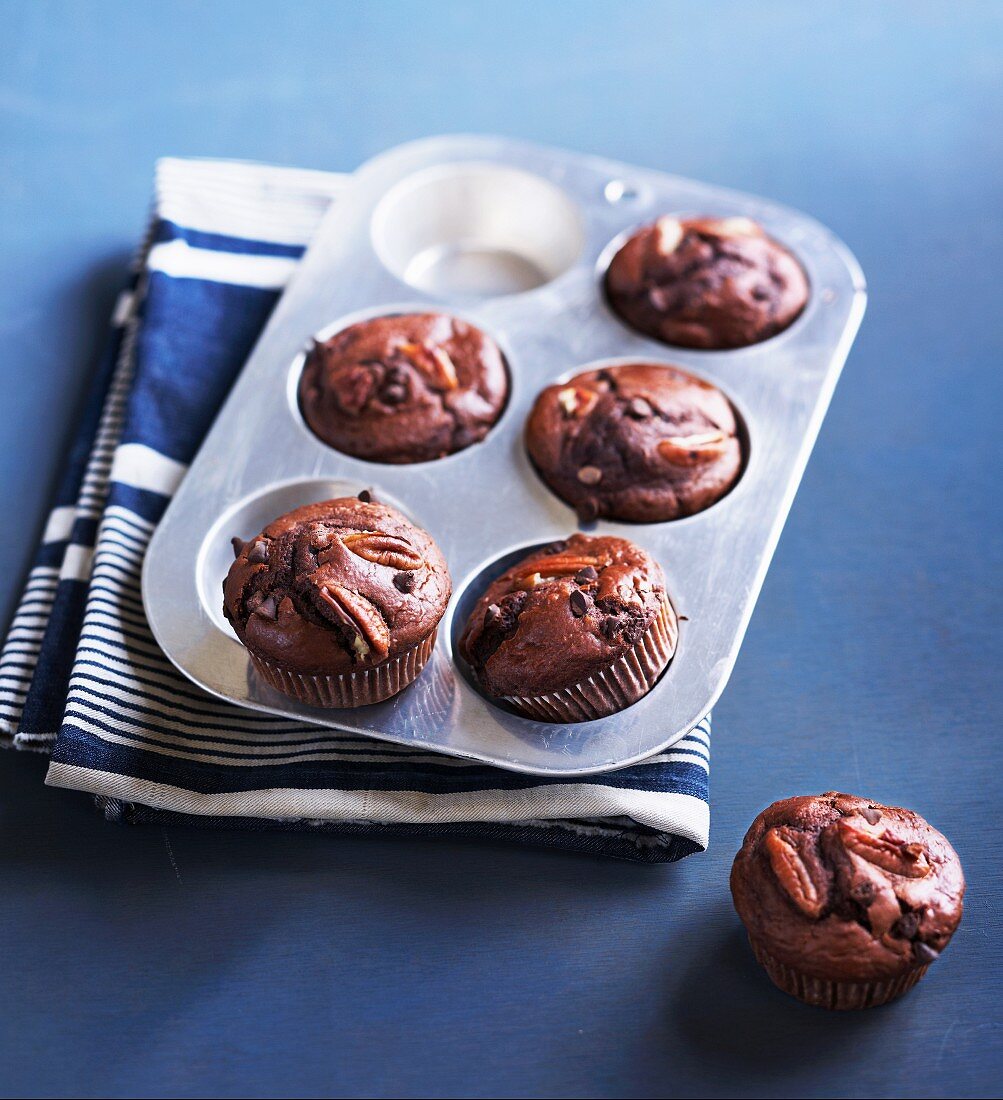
[0,157,710,862]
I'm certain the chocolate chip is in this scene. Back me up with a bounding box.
[861,806,882,825]
[254,594,278,620]
[246,540,268,564]
[894,912,921,939]
[620,613,647,644]
[577,465,603,486]
[575,565,598,585]
[576,498,599,523]
[381,383,408,405]
[913,941,940,964]
[569,589,589,618]
[600,615,622,641]
[357,489,372,503]
[627,397,652,420]
[230,537,245,559]
[393,571,415,593]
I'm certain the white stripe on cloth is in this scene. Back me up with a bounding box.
[109,444,187,497]
[45,761,711,848]
[147,239,299,289]
[112,290,135,327]
[42,506,77,544]
[60,544,95,583]
[155,157,346,246]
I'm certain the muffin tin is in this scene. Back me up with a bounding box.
[142,135,866,777]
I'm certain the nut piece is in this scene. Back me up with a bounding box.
[557,386,599,418]
[764,826,826,918]
[512,552,603,590]
[837,822,932,879]
[655,216,683,254]
[705,216,761,239]
[577,465,603,485]
[341,531,424,570]
[316,583,391,660]
[399,342,459,391]
[656,430,729,467]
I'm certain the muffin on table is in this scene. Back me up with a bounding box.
[730,792,965,1010]
[458,533,677,722]
[525,361,743,523]
[223,494,450,707]
[605,215,809,349]
[298,312,509,464]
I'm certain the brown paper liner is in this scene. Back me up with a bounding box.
[501,595,677,722]
[750,939,928,1010]
[249,630,437,708]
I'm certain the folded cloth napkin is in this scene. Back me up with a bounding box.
[0,158,710,861]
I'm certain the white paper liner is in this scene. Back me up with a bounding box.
[250,631,437,708]
[501,596,677,722]
[750,940,928,1010]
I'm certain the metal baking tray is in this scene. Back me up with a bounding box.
[143,134,866,776]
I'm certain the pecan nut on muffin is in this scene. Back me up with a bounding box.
[526,362,742,523]
[605,215,809,349]
[458,534,677,722]
[298,312,509,464]
[223,495,451,707]
[731,793,965,1010]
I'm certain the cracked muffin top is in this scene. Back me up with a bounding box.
[458,534,674,699]
[525,362,743,523]
[298,312,509,464]
[731,793,965,982]
[223,496,451,676]
[605,215,809,350]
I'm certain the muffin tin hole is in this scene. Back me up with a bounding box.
[525,358,752,526]
[597,214,812,352]
[289,306,513,466]
[371,163,585,298]
[196,478,416,639]
[450,537,677,723]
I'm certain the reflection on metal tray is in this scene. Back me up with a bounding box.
[142,135,866,777]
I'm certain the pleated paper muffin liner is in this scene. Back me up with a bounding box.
[250,630,437,708]
[749,939,928,1010]
[501,595,677,722]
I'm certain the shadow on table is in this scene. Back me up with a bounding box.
[672,903,907,1079]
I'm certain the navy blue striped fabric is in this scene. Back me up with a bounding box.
[0,278,136,745]
[1,159,710,861]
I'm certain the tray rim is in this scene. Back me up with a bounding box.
[141,133,867,777]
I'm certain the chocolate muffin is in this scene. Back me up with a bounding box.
[731,793,965,1010]
[605,215,809,349]
[525,362,742,523]
[223,495,451,707]
[458,534,677,722]
[298,312,509,464]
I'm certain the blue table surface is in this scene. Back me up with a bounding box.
[1,2,1000,1097]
